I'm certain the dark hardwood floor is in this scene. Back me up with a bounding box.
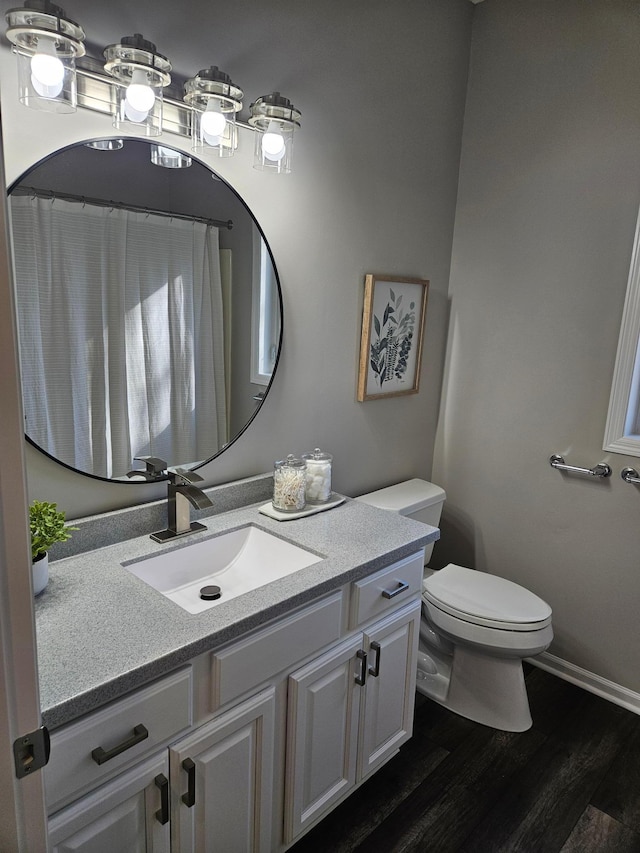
[289,666,640,852]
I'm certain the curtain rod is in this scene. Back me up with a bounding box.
[11,186,234,230]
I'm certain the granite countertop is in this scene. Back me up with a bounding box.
[35,494,438,729]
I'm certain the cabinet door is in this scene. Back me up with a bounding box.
[170,686,275,853]
[47,753,170,853]
[359,599,421,780]
[284,636,363,844]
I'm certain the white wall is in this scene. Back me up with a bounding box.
[433,0,640,693]
[0,0,473,518]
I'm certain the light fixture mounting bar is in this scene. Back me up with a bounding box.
[72,61,256,141]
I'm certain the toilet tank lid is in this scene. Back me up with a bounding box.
[355,478,446,516]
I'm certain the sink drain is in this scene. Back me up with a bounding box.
[200,585,222,601]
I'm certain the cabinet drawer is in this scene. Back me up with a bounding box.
[211,592,343,709]
[45,667,192,814]
[349,551,424,628]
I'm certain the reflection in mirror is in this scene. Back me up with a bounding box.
[9,139,282,482]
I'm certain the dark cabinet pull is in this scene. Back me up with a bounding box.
[154,774,169,825]
[182,757,196,807]
[381,580,410,599]
[355,649,367,686]
[91,723,149,765]
[368,641,381,677]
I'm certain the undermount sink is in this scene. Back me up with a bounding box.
[122,524,324,614]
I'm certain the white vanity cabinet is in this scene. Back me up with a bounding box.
[43,550,425,853]
[283,598,421,843]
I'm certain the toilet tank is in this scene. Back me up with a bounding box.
[355,478,446,565]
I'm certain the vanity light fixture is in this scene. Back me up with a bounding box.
[248,92,301,174]
[103,33,171,137]
[4,5,302,173]
[184,66,243,159]
[150,144,192,169]
[5,0,86,113]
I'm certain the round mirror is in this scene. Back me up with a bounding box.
[8,139,282,482]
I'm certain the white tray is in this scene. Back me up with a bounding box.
[258,494,346,521]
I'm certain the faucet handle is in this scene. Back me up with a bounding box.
[126,456,167,480]
[167,467,204,485]
[135,456,167,476]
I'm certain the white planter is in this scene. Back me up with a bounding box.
[32,552,49,596]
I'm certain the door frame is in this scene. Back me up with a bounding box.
[0,99,48,850]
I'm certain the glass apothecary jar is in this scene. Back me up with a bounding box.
[301,448,333,504]
[273,455,307,513]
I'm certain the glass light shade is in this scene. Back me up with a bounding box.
[16,42,76,111]
[104,35,171,137]
[6,3,85,114]
[253,122,294,173]
[150,145,192,169]
[85,139,124,151]
[249,93,301,175]
[184,67,243,159]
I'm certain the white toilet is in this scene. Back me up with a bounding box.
[356,479,553,732]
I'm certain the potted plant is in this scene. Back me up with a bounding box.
[29,500,76,595]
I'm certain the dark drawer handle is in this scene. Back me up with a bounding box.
[155,773,169,825]
[381,580,410,599]
[368,641,381,677]
[182,757,196,807]
[91,723,149,765]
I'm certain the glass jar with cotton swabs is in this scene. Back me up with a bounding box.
[301,448,333,505]
[272,455,307,513]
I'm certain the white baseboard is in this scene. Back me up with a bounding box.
[527,652,640,716]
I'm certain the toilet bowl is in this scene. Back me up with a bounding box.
[356,479,553,732]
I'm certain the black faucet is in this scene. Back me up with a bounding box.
[150,468,214,542]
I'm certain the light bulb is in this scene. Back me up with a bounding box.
[30,40,65,98]
[125,69,155,113]
[201,102,227,139]
[123,100,149,123]
[261,129,286,162]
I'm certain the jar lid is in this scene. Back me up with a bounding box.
[275,453,306,469]
[302,447,332,462]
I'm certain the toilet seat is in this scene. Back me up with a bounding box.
[422,564,552,632]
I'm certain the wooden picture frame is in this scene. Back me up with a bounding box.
[357,274,429,401]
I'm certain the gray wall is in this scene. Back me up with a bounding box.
[432,0,640,691]
[7,0,638,698]
[0,0,472,516]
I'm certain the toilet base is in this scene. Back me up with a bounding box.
[417,644,533,732]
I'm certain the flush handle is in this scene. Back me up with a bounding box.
[91,723,148,765]
[381,580,409,600]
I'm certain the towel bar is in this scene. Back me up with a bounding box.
[549,455,611,478]
[621,467,640,485]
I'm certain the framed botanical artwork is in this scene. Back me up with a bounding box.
[357,274,429,401]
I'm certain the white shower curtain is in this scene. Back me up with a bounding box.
[11,195,227,478]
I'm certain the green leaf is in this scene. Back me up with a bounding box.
[29,500,77,561]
